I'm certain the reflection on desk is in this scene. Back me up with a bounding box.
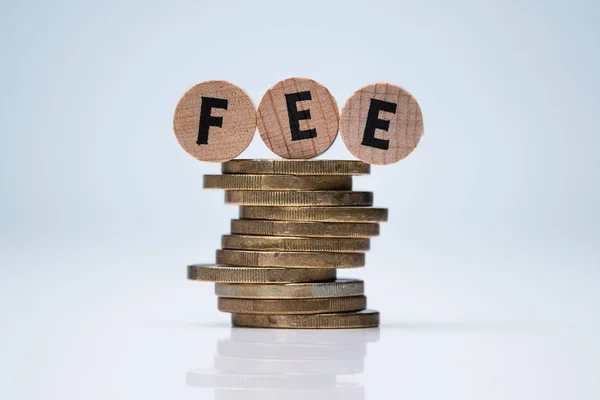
[187,327,380,399]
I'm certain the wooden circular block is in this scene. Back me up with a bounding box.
[340,83,424,165]
[257,78,339,159]
[173,80,256,162]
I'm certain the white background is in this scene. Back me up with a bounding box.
[1,0,599,398]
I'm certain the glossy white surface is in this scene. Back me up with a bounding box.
[1,247,599,399]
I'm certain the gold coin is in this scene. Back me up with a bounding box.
[231,219,379,238]
[215,279,364,299]
[240,206,388,222]
[187,264,336,283]
[225,190,372,206]
[203,174,352,190]
[216,249,365,269]
[231,309,380,329]
[221,235,369,252]
[218,295,367,314]
[222,159,370,175]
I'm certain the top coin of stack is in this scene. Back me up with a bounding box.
[188,159,386,329]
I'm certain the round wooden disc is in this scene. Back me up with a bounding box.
[173,80,256,162]
[340,83,423,165]
[257,78,339,159]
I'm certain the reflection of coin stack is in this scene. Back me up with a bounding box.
[188,159,387,328]
[187,328,379,399]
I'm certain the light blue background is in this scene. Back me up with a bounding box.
[1,0,599,398]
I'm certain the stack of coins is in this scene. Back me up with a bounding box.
[188,159,387,328]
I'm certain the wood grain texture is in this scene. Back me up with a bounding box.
[173,80,256,162]
[340,83,423,165]
[257,78,339,159]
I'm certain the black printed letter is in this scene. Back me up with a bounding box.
[361,99,397,150]
[197,97,228,145]
[285,91,317,141]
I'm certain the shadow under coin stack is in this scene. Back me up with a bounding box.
[187,159,386,329]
